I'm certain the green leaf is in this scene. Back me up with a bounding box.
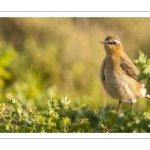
[134,51,147,67]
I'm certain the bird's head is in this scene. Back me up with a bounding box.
[100,36,124,56]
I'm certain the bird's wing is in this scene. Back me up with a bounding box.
[120,59,139,81]
[100,59,106,84]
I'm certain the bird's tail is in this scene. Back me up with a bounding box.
[146,94,150,99]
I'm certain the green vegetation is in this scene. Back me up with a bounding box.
[1,95,150,132]
[1,18,150,132]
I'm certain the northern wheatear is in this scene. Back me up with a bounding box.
[100,36,149,112]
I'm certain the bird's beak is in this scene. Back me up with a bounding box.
[99,41,108,44]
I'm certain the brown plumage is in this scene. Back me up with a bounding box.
[100,36,148,112]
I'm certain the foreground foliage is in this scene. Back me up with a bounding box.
[0,95,150,133]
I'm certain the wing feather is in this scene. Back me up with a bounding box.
[120,58,139,81]
[100,59,106,86]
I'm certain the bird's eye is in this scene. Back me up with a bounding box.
[108,41,116,45]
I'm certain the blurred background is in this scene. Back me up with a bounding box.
[0,18,150,111]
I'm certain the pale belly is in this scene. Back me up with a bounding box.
[103,69,146,103]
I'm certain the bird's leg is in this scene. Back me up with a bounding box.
[131,101,134,110]
[116,100,122,113]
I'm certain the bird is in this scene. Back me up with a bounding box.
[100,36,150,112]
